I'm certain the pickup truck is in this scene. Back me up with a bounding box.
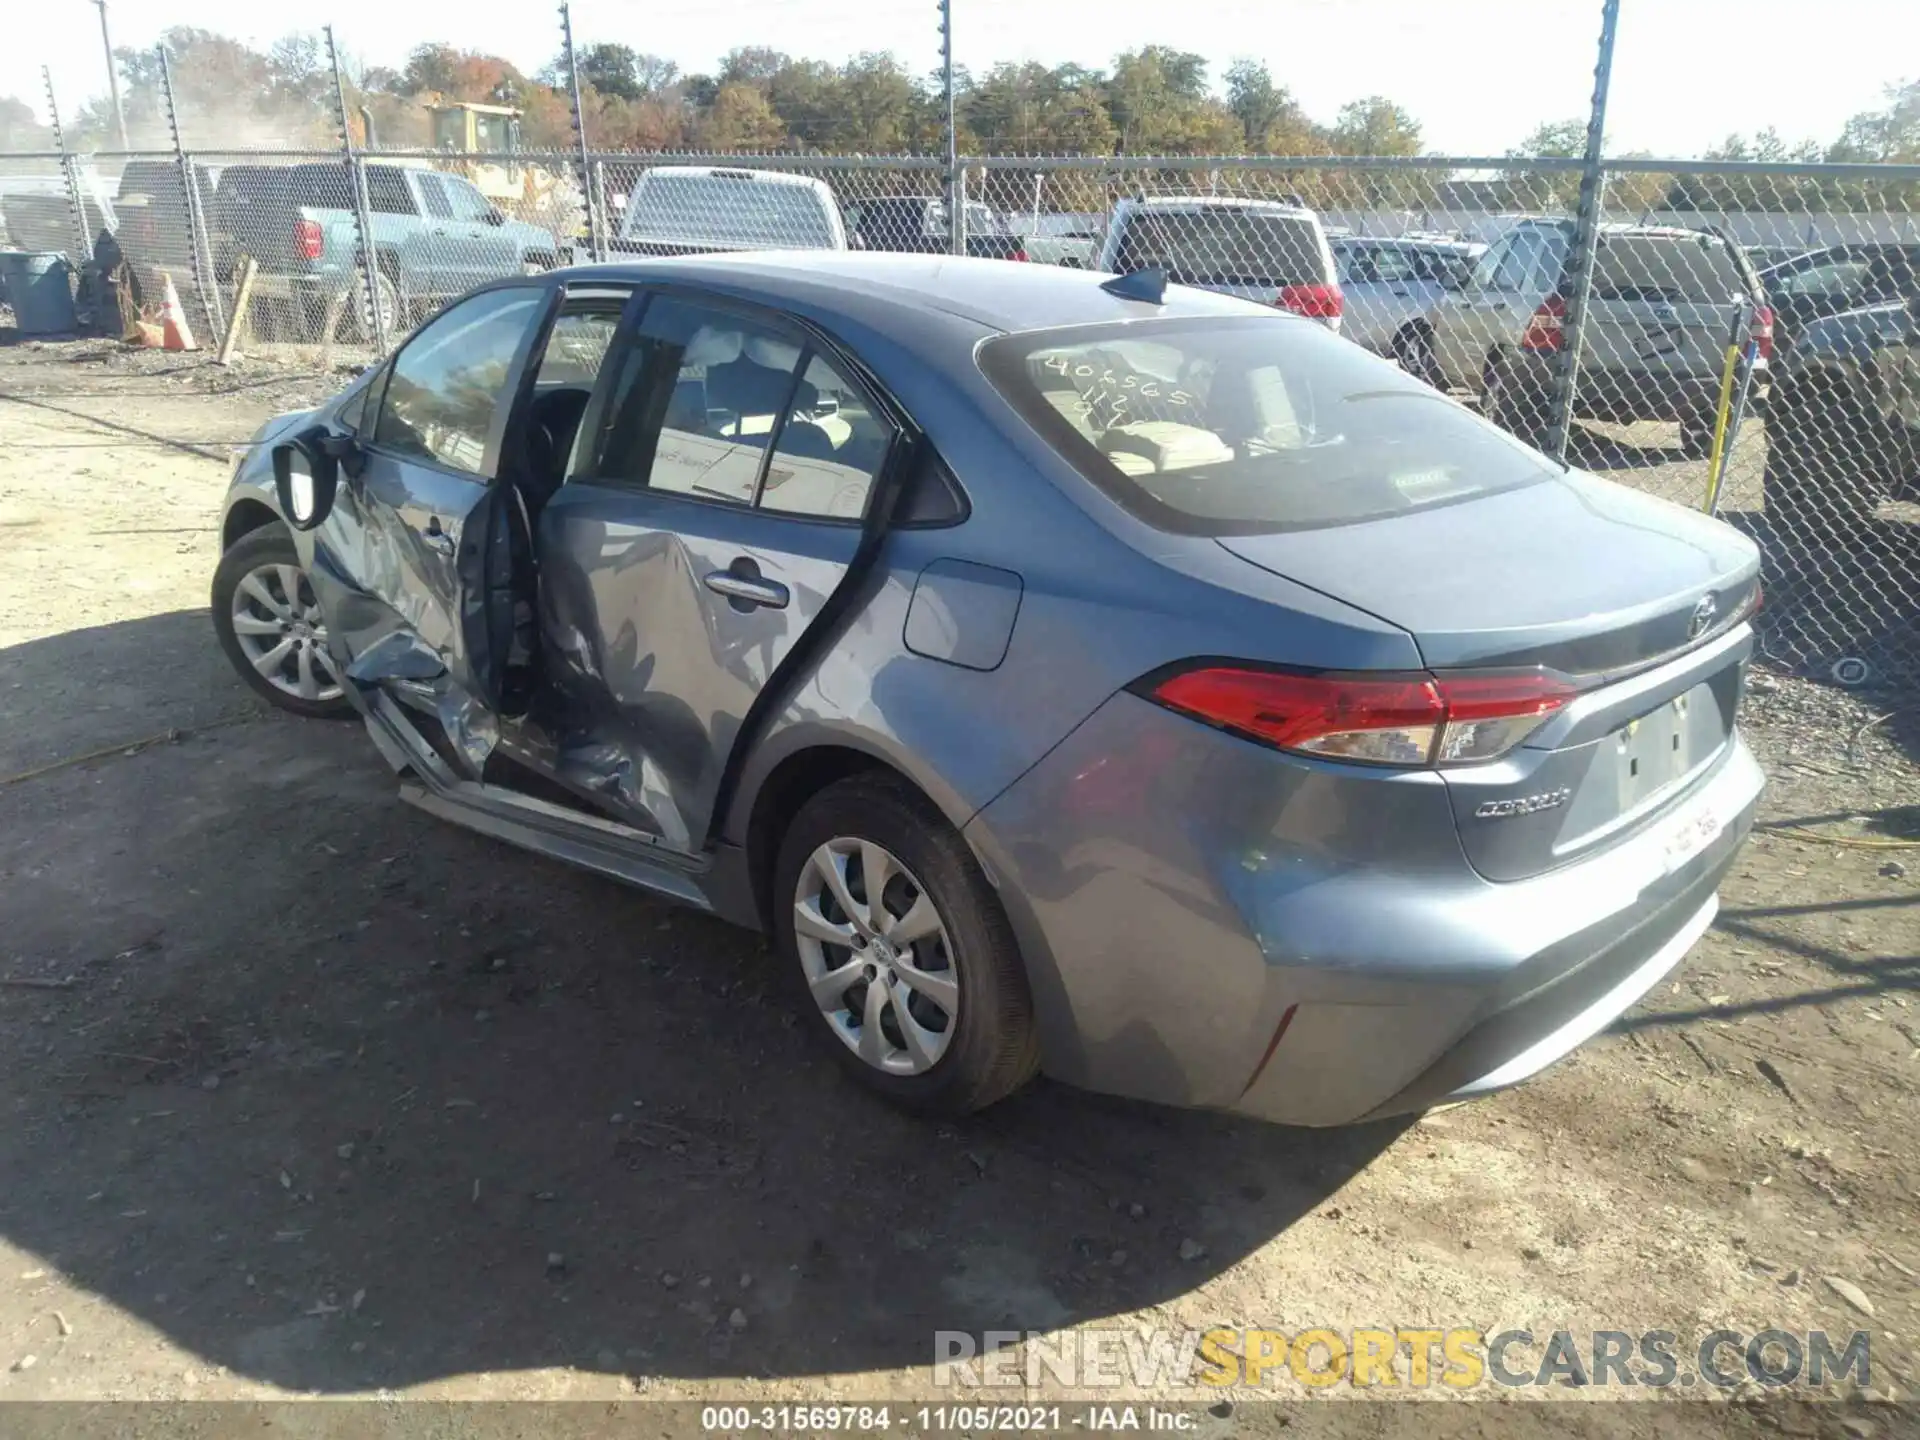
[607,166,849,258]
[211,162,559,340]
[1092,196,1342,330]
[847,196,1028,261]
[112,159,220,312]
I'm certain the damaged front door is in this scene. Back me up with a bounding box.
[297,282,554,774]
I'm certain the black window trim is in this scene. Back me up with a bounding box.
[360,277,559,485]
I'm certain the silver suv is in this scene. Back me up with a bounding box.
[1412,219,1771,455]
[1092,196,1342,331]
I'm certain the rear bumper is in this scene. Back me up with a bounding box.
[1509,352,1768,422]
[965,693,1762,1127]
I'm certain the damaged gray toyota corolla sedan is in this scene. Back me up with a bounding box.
[211,253,1764,1123]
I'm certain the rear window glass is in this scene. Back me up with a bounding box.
[1593,235,1753,304]
[288,166,356,209]
[978,316,1555,536]
[621,173,837,249]
[1114,211,1325,288]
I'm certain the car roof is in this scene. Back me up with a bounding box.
[558,251,1276,336]
[635,165,832,191]
[1121,196,1317,218]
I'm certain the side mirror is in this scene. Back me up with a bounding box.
[485,208,506,227]
[272,426,343,531]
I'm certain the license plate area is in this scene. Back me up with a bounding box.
[1611,682,1723,813]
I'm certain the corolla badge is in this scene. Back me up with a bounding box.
[1688,595,1718,639]
[1475,788,1572,820]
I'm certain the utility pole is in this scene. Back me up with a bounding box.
[558,1,601,261]
[93,0,129,150]
[939,0,961,255]
[1546,0,1622,462]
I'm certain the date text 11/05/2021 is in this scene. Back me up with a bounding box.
[700,1406,1194,1432]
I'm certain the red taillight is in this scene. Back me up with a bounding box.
[1519,292,1567,352]
[1145,665,1575,767]
[1276,283,1343,321]
[293,218,324,261]
[1751,304,1775,362]
[1010,247,1029,263]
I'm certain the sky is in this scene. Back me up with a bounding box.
[7,0,1916,158]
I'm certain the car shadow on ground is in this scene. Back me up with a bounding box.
[0,610,1412,1393]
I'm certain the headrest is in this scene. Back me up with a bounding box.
[684,326,743,367]
[744,334,804,371]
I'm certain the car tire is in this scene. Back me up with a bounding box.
[1392,324,1440,388]
[348,270,401,344]
[210,526,355,720]
[772,771,1039,1117]
[1483,357,1551,451]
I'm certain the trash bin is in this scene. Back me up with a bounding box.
[0,251,78,335]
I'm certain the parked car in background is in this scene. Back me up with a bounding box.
[209,253,1762,1125]
[609,166,848,257]
[1021,230,1100,268]
[1092,196,1342,330]
[1758,243,1920,350]
[1764,293,1920,543]
[1330,235,1482,357]
[847,196,1027,261]
[211,162,559,341]
[1417,219,1771,455]
[1744,244,1812,274]
[113,159,219,308]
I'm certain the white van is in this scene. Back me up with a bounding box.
[609,166,848,257]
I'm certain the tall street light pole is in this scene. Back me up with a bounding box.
[93,0,130,149]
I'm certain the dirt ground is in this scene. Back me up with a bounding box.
[0,334,1917,1423]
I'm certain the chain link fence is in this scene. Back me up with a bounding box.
[3,138,1918,684]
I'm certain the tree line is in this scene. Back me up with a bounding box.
[1,28,1914,213]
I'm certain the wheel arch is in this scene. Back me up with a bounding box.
[221,495,284,551]
[739,739,947,936]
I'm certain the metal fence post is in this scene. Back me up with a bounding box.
[156,45,224,341]
[42,68,93,267]
[558,3,601,262]
[325,25,388,355]
[1547,0,1621,462]
[939,0,962,255]
[592,157,610,261]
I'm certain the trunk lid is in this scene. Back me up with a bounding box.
[1218,473,1760,881]
[1216,471,1759,674]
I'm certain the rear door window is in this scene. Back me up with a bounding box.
[979,315,1554,536]
[365,167,416,216]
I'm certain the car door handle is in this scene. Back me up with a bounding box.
[703,569,789,609]
[423,516,455,557]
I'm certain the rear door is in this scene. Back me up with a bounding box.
[1430,228,1552,388]
[535,291,901,847]
[1580,233,1754,387]
[441,174,522,283]
[300,282,556,769]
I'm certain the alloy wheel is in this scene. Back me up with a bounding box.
[792,837,959,1075]
[229,561,343,704]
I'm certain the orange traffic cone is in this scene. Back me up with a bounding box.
[159,273,198,352]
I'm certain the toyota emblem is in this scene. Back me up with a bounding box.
[1688,595,1718,639]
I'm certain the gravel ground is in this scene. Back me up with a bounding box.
[0,334,1916,1424]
